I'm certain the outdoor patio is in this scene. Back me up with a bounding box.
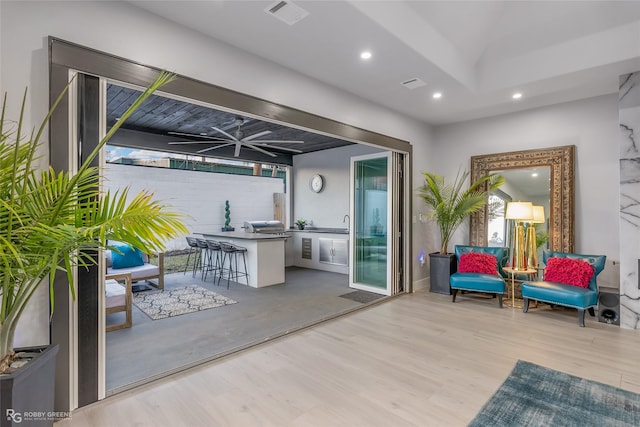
[105,266,385,393]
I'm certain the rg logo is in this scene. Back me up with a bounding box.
[6,409,22,423]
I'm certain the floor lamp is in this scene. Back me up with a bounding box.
[505,201,533,271]
[526,205,545,268]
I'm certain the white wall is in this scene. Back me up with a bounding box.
[429,94,620,260]
[0,0,434,347]
[103,164,284,251]
[292,144,383,228]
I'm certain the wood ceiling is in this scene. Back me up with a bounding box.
[106,84,354,166]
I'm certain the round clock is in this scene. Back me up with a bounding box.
[310,174,325,193]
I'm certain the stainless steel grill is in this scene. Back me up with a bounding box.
[244,220,285,234]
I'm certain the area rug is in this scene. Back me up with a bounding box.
[133,285,237,320]
[131,282,154,293]
[339,290,385,304]
[468,360,640,426]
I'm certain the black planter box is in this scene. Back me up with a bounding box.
[429,252,457,295]
[0,344,59,427]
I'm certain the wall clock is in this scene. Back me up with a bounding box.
[310,174,325,193]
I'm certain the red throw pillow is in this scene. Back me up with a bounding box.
[458,252,498,275]
[544,257,595,288]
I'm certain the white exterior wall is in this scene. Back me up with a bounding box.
[103,164,285,251]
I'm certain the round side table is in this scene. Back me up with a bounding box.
[503,267,537,308]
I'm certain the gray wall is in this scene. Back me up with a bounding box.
[427,94,619,259]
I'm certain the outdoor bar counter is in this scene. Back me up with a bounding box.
[199,231,288,288]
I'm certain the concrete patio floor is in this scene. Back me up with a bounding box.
[106,267,384,393]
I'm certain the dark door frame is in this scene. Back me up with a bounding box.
[48,36,413,411]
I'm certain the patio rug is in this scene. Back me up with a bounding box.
[133,285,237,320]
[131,282,154,293]
[468,360,640,426]
[339,290,385,304]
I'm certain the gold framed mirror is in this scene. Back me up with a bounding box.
[469,145,575,253]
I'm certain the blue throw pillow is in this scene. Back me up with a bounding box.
[111,244,144,269]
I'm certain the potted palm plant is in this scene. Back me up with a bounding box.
[0,71,187,425]
[418,169,504,294]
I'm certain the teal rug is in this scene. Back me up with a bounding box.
[469,360,640,426]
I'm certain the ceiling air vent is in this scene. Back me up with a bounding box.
[401,78,427,90]
[265,1,309,26]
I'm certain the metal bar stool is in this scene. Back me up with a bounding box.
[183,236,201,277]
[203,240,222,282]
[218,242,249,288]
[195,238,211,280]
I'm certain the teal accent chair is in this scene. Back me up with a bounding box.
[450,245,509,308]
[521,250,606,327]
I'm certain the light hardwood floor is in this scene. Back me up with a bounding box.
[59,290,640,426]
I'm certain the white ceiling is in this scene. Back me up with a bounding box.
[128,0,640,125]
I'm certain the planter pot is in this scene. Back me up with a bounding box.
[0,344,59,427]
[296,224,305,230]
[221,227,235,232]
[429,252,457,295]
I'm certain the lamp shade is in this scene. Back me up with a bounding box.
[531,205,545,223]
[505,201,533,220]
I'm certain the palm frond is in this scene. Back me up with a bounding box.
[0,71,186,365]
[417,168,504,253]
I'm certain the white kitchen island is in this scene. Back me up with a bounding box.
[199,231,288,288]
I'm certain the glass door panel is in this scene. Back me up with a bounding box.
[350,152,391,295]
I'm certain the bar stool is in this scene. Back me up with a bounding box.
[183,236,200,277]
[195,238,211,280]
[218,242,249,289]
[203,240,222,282]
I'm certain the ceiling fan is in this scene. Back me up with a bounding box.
[167,117,304,158]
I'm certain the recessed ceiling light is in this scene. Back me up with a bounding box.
[360,51,372,60]
[532,173,538,177]
[432,92,442,99]
[512,92,523,100]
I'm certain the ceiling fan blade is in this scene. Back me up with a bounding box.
[242,142,278,157]
[234,142,242,157]
[249,140,304,144]
[167,131,226,140]
[168,140,233,145]
[251,143,303,154]
[196,143,234,154]
[242,130,272,142]
[211,126,238,141]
